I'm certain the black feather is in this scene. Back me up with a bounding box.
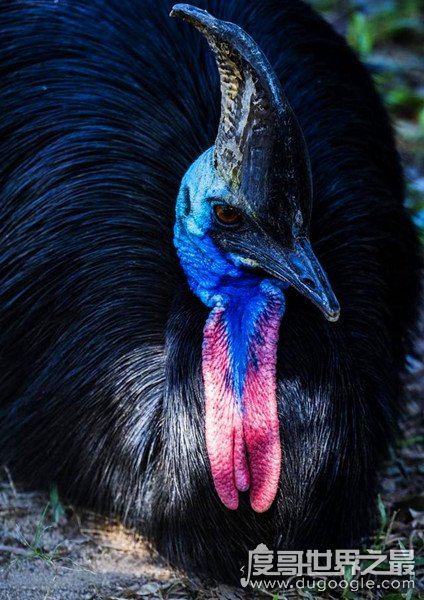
[0,0,420,582]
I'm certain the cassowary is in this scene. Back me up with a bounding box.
[0,0,420,583]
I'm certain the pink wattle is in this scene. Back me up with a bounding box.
[202,285,284,513]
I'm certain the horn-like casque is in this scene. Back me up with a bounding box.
[170,4,312,224]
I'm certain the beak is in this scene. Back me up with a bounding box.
[234,236,340,322]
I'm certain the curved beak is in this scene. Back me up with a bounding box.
[264,238,340,321]
[232,235,340,322]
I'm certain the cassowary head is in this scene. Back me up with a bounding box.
[171,5,340,513]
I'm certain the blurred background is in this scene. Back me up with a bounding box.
[310,0,424,238]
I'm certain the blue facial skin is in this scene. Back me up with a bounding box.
[174,147,245,309]
[174,147,288,406]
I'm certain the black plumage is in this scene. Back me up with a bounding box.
[0,0,420,582]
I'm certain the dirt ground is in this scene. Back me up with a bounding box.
[0,479,248,600]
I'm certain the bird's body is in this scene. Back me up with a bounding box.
[0,0,419,582]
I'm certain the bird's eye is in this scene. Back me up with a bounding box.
[213,204,242,227]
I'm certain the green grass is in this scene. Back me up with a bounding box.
[7,486,67,567]
[14,505,61,565]
[49,483,65,525]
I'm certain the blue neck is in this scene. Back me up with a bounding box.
[174,220,243,307]
[174,220,288,396]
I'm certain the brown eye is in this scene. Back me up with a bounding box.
[213,204,242,226]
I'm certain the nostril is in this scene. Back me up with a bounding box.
[302,277,316,290]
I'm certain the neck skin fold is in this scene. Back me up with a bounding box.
[202,279,285,512]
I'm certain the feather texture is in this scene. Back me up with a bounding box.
[0,0,420,582]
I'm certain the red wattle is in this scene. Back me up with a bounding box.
[243,299,283,512]
[202,305,239,509]
[202,285,284,513]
